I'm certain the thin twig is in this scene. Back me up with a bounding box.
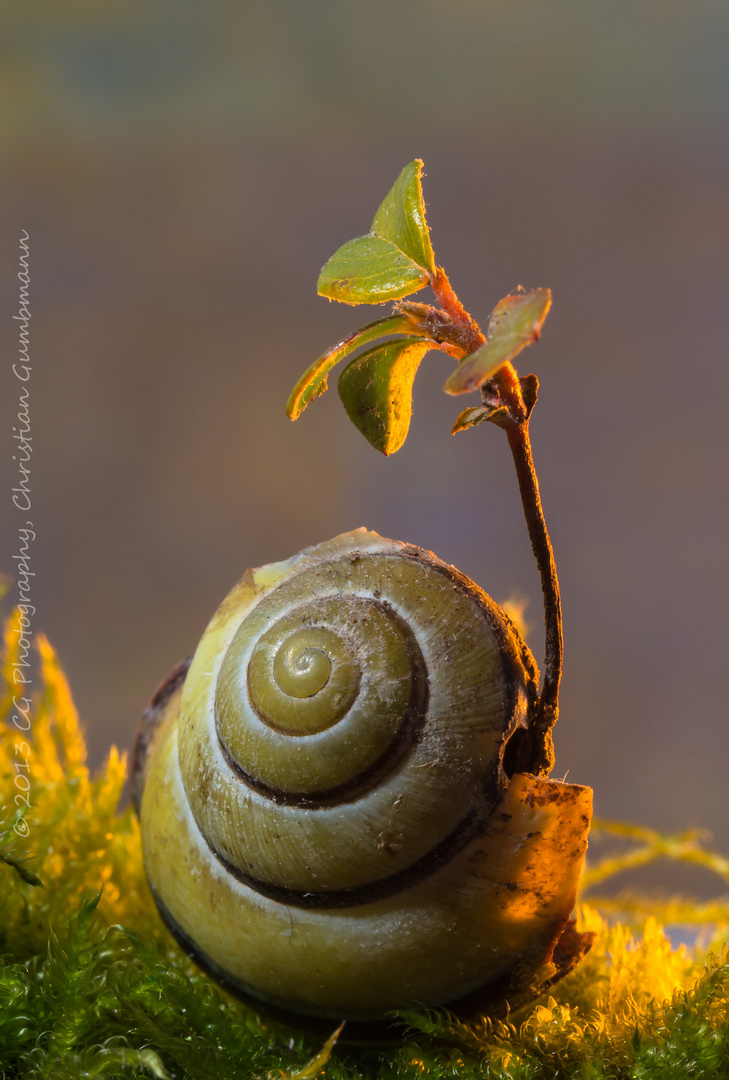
[423,269,563,773]
[504,419,562,772]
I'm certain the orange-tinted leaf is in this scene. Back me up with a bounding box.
[444,289,551,395]
[286,314,422,420]
[338,338,432,455]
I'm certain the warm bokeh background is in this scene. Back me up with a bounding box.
[1,3,727,892]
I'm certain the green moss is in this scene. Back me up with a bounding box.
[1,607,728,1078]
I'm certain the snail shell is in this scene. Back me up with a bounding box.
[133,529,592,1033]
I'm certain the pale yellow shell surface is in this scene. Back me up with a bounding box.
[142,724,589,1016]
[138,529,592,1021]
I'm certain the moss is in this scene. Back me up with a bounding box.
[1,607,728,1078]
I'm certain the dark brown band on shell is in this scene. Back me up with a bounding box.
[397,545,540,776]
[200,778,499,909]
[131,657,191,816]
[216,598,429,807]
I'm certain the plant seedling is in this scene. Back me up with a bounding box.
[287,160,560,775]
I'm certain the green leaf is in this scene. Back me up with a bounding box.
[444,288,552,395]
[317,235,429,305]
[371,159,435,274]
[286,313,425,420]
[317,160,435,305]
[338,338,432,455]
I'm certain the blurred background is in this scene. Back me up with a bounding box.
[0,2,727,894]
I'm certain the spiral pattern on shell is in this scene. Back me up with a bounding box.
[176,530,534,904]
[135,529,593,1028]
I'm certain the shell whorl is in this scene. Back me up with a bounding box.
[136,529,593,1027]
[176,530,534,903]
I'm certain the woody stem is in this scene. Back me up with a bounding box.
[502,414,562,772]
[427,268,563,772]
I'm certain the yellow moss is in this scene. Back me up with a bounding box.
[546,905,693,1027]
[36,632,88,782]
[0,612,160,954]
